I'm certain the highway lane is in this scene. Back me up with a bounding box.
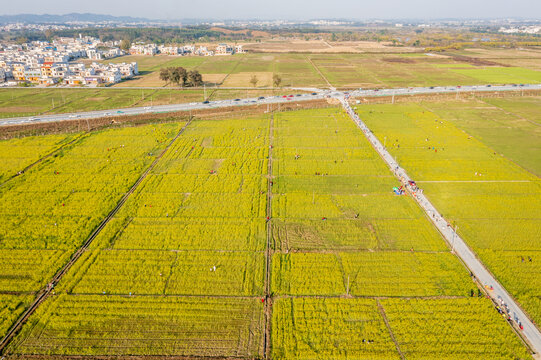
[0,93,325,126]
[2,84,540,127]
[341,98,541,358]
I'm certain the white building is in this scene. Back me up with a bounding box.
[215,43,234,55]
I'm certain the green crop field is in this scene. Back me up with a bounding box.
[423,96,541,176]
[0,108,533,359]
[1,49,541,118]
[110,51,541,89]
[359,100,541,327]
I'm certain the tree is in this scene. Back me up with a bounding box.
[273,74,282,88]
[159,68,170,84]
[250,75,258,88]
[120,39,131,52]
[16,37,28,45]
[165,67,187,86]
[176,67,188,86]
[188,70,203,87]
[44,30,54,43]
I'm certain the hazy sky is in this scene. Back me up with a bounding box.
[4,0,541,20]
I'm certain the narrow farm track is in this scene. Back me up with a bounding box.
[306,56,334,90]
[207,59,243,101]
[476,97,541,127]
[263,114,274,359]
[341,97,541,358]
[0,118,194,355]
[0,133,87,188]
[377,299,405,360]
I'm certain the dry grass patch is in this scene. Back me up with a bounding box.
[222,72,274,87]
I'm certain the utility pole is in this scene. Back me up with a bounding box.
[204,84,207,101]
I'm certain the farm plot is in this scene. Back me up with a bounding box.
[0,295,32,339]
[4,107,535,358]
[359,102,541,325]
[0,88,206,117]
[272,298,400,360]
[272,252,471,297]
[9,295,264,357]
[270,107,532,358]
[0,123,182,297]
[8,116,270,357]
[424,96,541,176]
[271,108,452,253]
[0,122,182,350]
[380,298,532,360]
[0,133,79,182]
[63,118,270,295]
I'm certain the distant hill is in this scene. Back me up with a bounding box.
[0,13,153,24]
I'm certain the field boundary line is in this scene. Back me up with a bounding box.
[0,133,88,188]
[207,58,243,101]
[0,118,194,355]
[341,97,541,356]
[263,113,274,359]
[305,56,334,90]
[377,299,405,360]
[475,96,541,127]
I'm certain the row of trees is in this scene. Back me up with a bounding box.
[159,67,203,87]
[248,74,282,88]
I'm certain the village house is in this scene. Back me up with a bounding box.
[215,43,234,55]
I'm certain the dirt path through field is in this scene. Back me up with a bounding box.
[476,97,541,127]
[0,119,194,354]
[306,56,334,90]
[263,114,274,359]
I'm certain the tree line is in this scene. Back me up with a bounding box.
[159,67,203,87]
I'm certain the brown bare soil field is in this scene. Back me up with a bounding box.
[451,55,509,67]
[243,40,418,53]
[222,72,273,87]
[113,72,166,87]
[382,57,416,64]
[202,73,228,85]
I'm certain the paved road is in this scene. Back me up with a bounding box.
[340,98,541,357]
[0,92,324,126]
[2,84,540,127]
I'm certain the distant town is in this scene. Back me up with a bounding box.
[0,35,245,87]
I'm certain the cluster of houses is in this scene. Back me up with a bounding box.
[0,35,137,86]
[0,35,245,86]
[129,43,245,57]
